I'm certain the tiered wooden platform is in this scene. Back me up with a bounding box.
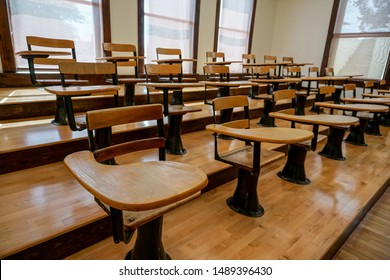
[0,86,389,260]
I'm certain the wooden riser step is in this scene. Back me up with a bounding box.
[0,128,287,260]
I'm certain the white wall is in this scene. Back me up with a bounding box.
[271,0,334,72]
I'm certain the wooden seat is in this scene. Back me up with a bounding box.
[44,62,120,131]
[64,104,208,259]
[210,95,286,216]
[250,66,271,99]
[203,65,230,104]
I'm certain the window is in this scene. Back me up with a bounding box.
[7,0,103,70]
[216,0,256,73]
[140,0,199,74]
[326,0,390,79]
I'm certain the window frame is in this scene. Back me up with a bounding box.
[213,0,256,74]
[0,0,111,74]
[321,0,390,82]
[137,0,201,75]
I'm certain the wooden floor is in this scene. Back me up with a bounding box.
[0,86,389,260]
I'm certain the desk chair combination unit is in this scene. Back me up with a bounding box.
[99,42,146,106]
[44,62,120,131]
[17,36,87,125]
[206,95,313,216]
[153,47,197,83]
[64,104,208,259]
[139,63,202,155]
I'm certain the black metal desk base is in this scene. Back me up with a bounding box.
[166,115,186,155]
[318,127,347,161]
[125,216,171,260]
[344,118,368,147]
[226,168,264,217]
[257,99,276,127]
[278,144,310,185]
[51,96,68,126]
[365,117,381,136]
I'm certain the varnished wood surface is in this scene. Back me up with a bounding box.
[269,111,360,126]
[206,125,314,144]
[341,97,390,105]
[64,151,208,211]
[0,124,284,259]
[66,125,390,260]
[199,80,256,87]
[315,102,389,113]
[44,85,120,96]
[334,187,390,260]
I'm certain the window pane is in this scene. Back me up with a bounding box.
[144,0,196,73]
[329,37,390,79]
[335,0,390,33]
[8,0,102,69]
[218,0,254,73]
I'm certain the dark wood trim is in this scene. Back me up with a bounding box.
[320,0,339,76]
[247,0,257,54]
[192,0,201,74]
[214,0,221,51]
[102,0,112,44]
[0,0,16,73]
[138,0,145,73]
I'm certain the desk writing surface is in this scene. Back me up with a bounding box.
[96,56,145,61]
[64,151,208,211]
[45,85,120,96]
[204,60,242,65]
[16,50,71,57]
[206,125,313,144]
[152,58,197,63]
[200,80,256,87]
[315,102,389,113]
[341,97,390,104]
[250,78,301,84]
[269,112,359,126]
[137,82,201,89]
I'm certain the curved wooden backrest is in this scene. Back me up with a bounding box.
[282,56,294,63]
[273,89,296,103]
[206,51,225,62]
[287,66,301,77]
[103,42,138,68]
[156,47,182,58]
[212,95,250,129]
[242,53,256,62]
[324,67,334,76]
[86,104,165,162]
[319,85,336,95]
[363,80,375,94]
[264,55,277,63]
[103,42,137,53]
[59,62,116,75]
[26,36,76,65]
[308,67,319,76]
[203,65,229,75]
[144,63,182,75]
[252,66,270,78]
[344,83,356,91]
